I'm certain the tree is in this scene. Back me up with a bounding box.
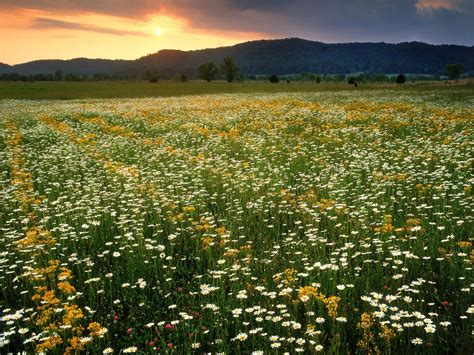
[269,74,279,83]
[143,70,154,81]
[347,76,356,85]
[221,57,238,83]
[445,64,464,80]
[372,74,389,82]
[54,69,63,81]
[395,74,406,84]
[307,73,321,83]
[198,62,218,82]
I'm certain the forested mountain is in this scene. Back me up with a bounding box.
[2,38,473,77]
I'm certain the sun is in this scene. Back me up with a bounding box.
[154,27,163,36]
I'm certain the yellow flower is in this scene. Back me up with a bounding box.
[57,281,76,295]
[36,335,63,353]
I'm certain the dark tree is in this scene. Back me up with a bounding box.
[445,64,464,80]
[198,62,218,82]
[143,70,154,81]
[221,57,238,83]
[54,69,63,81]
[395,74,406,84]
[269,74,279,83]
[347,76,357,84]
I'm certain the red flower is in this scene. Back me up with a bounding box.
[127,327,133,334]
[167,343,173,350]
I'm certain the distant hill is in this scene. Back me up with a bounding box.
[0,62,12,73]
[2,38,473,77]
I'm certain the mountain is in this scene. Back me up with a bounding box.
[10,58,133,76]
[0,62,12,73]
[2,38,474,77]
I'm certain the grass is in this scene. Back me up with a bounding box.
[0,80,472,100]
[0,88,473,353]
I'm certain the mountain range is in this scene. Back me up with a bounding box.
[1,38,473,77]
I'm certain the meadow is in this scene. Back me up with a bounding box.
[0,80,472,100]
[0,88,473,353]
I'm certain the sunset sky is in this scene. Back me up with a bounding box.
[1,0,473,65]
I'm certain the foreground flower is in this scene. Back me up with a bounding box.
[123,346,137,353]
[234,333,248,341]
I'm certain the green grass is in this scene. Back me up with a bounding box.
[0,89,473,354]
[0,80,472,100]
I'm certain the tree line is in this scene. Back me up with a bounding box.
[0,61,465,83]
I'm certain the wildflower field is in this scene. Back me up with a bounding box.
[0,89,473,353]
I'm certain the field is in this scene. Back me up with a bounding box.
[0,88,473,353]
[0,80,473,100]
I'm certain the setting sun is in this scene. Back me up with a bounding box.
[154,27,162,36]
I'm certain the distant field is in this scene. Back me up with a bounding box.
[0,80,473,99]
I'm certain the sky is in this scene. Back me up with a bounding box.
[0,0,473,65]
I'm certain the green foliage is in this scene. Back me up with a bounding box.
[54,69,63,81]
[0,81,472,100]
[0,89,471,353]
[143,70,154,81]
[372,74,389,82]
[269,74,279,83]
[220,57,238,83]
[446,63,464,80]
[198,62,218,82]
[396,74,406,84]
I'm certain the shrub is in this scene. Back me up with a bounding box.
[395,74,406,84]
[269,74,279,83]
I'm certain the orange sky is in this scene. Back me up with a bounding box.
[0,8,264,65]
[1,0,472,65]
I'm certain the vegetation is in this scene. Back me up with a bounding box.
[177,74,188,83]
[396,74,406,84]
[446,63,465,80]
[347,76,357,85]
[198,62,219,82]
[0,81,472,100]
[0,88,472,353]
[269,74,279,83]
[220,57,238,83]
[1,39,473,77]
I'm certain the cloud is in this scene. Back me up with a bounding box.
[31,17,151,37]
[1,0,473,44]
[0,0,163,18]
[415,0,462,11]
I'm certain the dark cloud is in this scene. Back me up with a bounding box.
[1,0,472,44]
[32,17,151,37]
